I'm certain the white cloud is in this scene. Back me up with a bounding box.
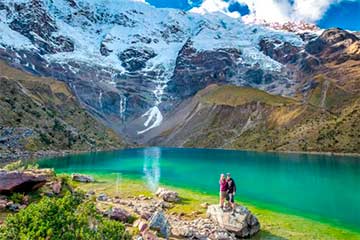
[292,0,336,22]
[190,0,241,18]
[189,0,355,23]
[239,0,292,22]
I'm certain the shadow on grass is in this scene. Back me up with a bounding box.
[253,230,289,240]
[178,196,192,205]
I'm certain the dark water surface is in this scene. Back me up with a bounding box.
[37,147,360,230]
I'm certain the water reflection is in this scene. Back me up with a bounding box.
[143,147,161,191]
[115,172,121,195]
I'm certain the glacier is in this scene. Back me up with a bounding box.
[0,0,317,136]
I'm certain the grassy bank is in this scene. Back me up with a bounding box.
[72,173,360,240]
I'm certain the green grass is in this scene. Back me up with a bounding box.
[72,174,360,240]
[0,60,125,155]
[200,85,296,107]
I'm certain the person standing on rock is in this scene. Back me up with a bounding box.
[219,173,227,209]
[226,173,237,211]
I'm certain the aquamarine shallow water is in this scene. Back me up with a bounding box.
[37,147,360,230]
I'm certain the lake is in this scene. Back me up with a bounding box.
[37,147,360,231]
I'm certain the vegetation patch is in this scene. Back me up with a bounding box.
[0,191,131,240]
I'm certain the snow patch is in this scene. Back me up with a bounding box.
[137,106,163,134]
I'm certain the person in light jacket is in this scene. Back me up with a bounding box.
[219,173,227,209]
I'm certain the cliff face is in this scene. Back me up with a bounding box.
[0,61,126,160]
[149,85,360,153]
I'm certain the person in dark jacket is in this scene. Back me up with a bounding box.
[226,173,236,210]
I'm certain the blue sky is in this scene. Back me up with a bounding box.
[145,0,360,31]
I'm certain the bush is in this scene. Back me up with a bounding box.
[2,160,24,171]
[9,193,25,204]
[1,161,39,171]
[0,192,131,240]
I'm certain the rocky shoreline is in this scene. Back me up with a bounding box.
[0,169,260,239]
[0,147,124,165]
[94,188,260,239]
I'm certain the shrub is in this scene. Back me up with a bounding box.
[0,192,131,240]
[2,160,24,171]
[9,193,25,204]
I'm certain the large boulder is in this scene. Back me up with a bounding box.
[103,207,132,222]
[169,216,237,240]
[0,169,53,194]
[149,210,171,238]
[71,173,94,183]
[155,188,179,202]
[206,205,260,238]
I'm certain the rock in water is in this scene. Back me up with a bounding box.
[0,169,53,194]
[155,188,179,202]
[206,205,260,238]
[149,210,171,238]
[71,173,94,183]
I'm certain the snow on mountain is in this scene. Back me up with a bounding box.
[0,0,315,137]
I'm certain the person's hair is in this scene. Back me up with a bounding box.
[220,173,225,180]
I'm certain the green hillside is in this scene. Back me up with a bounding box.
[155,84,360,154]
[0,61,126,159]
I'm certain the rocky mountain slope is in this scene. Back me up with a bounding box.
[0,0,359,153]
[149,84,360,153]
[0,0,305,134]
[0,61,126,161]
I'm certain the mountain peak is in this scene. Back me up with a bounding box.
[242,15,319,33]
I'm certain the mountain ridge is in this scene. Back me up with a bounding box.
[0,0,359,153]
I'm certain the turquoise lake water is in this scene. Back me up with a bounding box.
[37,147,360,231]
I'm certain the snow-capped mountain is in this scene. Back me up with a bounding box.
[0,0,340,142]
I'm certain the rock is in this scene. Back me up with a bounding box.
[44,191,54,197]
[87,190,95,195]
[155,188,179,203]
[149,210,171,238]
[105,207,131,222]
[141,230,157,240]
[22,195,29,205]
[140,211,152,220]
[0,169,53,194]
[156,200,172,209]
[206,205,260,238]
[97,193,108,201]
[7,203,21,212]
[0,199,8,210]
[138,221,149,232]
[169,216,238,240]
[171,226,195,238]
[52,181,62,194]
[209,230,236,240]
[191,210,201,216]
[71,173,94,183]
[200,202,209,208]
